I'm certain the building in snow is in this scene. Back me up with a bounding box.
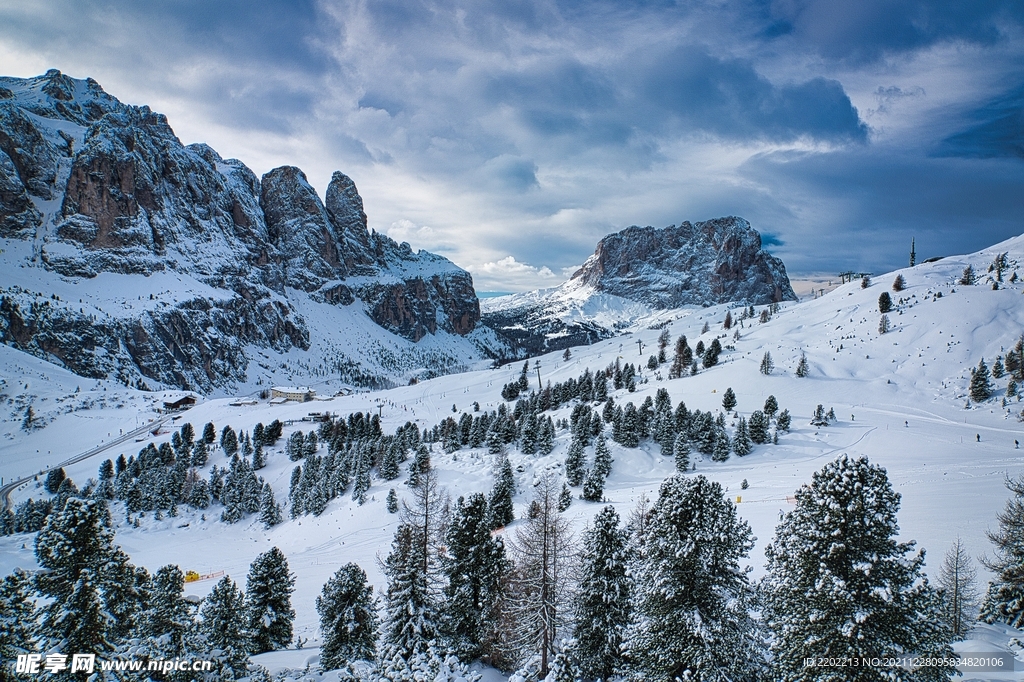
[271,387,315,402]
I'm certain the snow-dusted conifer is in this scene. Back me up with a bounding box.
[259,484,283,528]
[625,475,763,681]
[201,575,250,676]
[722,387,737,412]
[574,506,629,680]
[246,547,296,653]
[564,438,586,487]
[673,433,690,472]
[382,523,437,661]
[764,455,954,681]
[748,409,769,444]
[795,352,809,377]
[317,563,378,670]
[488,457,516,530]
[442,493,508,661]
[981,474,1024,627]
[0,570,35,667]
[970,358,993,402]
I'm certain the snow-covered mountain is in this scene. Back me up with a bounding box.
[481,216,796,356]
[0,70,494,394]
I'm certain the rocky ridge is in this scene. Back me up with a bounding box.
[482,217,796,355]
[0,70,481,392]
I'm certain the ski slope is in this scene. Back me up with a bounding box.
[2,234,1024,677]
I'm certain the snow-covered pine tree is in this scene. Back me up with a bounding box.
[488,456,516,530]
[252,442,266,470]
[764,455,954,681]
[0,570,35,668]
[203,421,217,444]
[981,474,1024,627]
[970,358,993,402]
[317,563,378,670]
[593,437,612,478]
[380,442,401,480]
[763,394,778,420]
[878,291,893,313]
[564,438,586,487]
[722,387,737,412]
[442,493,508,662]
[504,476,575,677]
[201,575,251,677]
[879,313,891,334]
[259,484,283,528]
[938,537,979,640]
[732,417,752,456]
[582,466,604,502]
[408,444,431,487]
[759,351,774,375]
[711,425,730,461]
[796,352,809,377]
[673,433,690,472]
[574,506,630,681]
[748,410,769,444]
[220,425,238,458]
[776,408,792,432]
[624,474,763,682]
[558,483,573,511]
[44,466,66,494]
[34,498,117,657]
[142,564,196,662]
[103,547,151,642]
[382,523,437,662]
[246,547,296,653]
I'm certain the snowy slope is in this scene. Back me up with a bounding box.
[2,234,1024,677]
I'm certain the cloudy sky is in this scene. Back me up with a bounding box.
[2,1,1022,292]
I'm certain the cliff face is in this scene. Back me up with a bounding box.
[571,217,796,307]
[0,70,480,392]
[481,217,796,356]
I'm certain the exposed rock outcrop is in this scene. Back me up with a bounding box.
[572,217,796,307]
[0,70,481,392]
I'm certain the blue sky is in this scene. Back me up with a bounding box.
[1,0,1022,291]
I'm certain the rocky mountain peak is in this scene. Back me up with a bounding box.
[571,216,796,308]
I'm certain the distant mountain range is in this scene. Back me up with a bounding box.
[0,70,797,392]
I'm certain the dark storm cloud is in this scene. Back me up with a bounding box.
[740,149,1024,273]
[753,0,1024,63]
[938,83,1024,160]
[637,46,867,142]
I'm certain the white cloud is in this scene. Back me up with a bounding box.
[470,256,561,292]
[387,219,436,247]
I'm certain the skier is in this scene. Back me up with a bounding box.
[976,434,981,442]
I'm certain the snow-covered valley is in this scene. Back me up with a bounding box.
[2,232,1024,678]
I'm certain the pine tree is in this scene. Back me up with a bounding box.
[380,442,401,480]
[796,352,809,377]
[22,404,35,430]
[203,421,217,444]
[673,433,690,472]
[878,291,893,313]
[0,570,36,668]
[441,493,508,662]
[382,523,437,661]
[246,547,296,653]
[980,474,1024,627]
[733,417,752,456]
[759,351,774,375]
[564,439,586,487]
[722,387,737,412]
[504,477,575,676]
[142,564,195,661]
[252,442,266,470]
[582,467,605,502]
[893,273,906,291]
[763,394,778,420]
[970,359,993,402]
[776,408,792,432]
[191,438,209,467]
[574,506,630,681]
[489,457,516,530]
[764,455,954,681]
[220,425,238,457]
[748,410,769,444]
[318,563,378,670]
[44,466,67,494]
[259,484,283,528]
[938,537,979,640]
[387,488,399,513]
[201,576,250,677]
[558,483,573,512]
[34,498,116,657]
[592,436,612,479]
[625,475,763,682]
[993,355,1005,378]
[711,427,731,462]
